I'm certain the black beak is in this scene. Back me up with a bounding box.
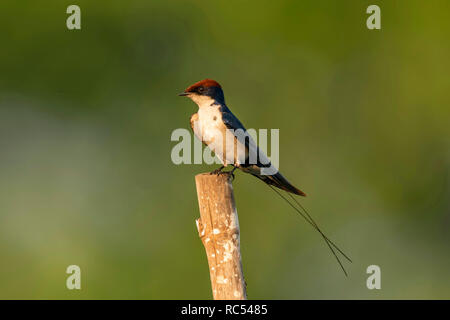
[178,92,189,96]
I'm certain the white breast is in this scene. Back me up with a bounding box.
[193,105,236,165]
[197,106,223,143]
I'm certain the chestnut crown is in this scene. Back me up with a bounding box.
[179,79,225,104]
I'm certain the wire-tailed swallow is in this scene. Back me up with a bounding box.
[179,78,306,196]
[179,78,352,276]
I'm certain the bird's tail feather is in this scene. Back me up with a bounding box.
[266,184,352,276]
[251,171,306,196]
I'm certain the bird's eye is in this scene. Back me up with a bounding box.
[198,87,205,93]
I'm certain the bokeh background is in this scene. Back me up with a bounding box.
[0,0,449,299]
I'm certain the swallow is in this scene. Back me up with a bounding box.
[179,79,352,276]
[178,79,306,196]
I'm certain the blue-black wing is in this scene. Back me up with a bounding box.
[219,104,248,132]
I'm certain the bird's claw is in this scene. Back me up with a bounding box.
[209,167,224,175]
[218,171,235,181]
[209,166,236,181]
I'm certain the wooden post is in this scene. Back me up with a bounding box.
[195,173,247,300]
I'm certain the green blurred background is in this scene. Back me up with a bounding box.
[0,1,449,299]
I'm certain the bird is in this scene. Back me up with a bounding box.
[178,78,306,196]
[179,79,351,275]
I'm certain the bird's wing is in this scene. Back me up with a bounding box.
[219,105,305,196]
[219,104,247,132]
[219,104,254,155]
[219,104,272,167]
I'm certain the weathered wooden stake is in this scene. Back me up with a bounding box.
[195,173,247,300]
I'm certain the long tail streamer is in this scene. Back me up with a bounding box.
[267,185,352,276]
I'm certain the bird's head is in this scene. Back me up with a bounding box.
[178,79,225,106]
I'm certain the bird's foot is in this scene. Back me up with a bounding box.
[210,166,237,181]
[214,170,235,181]
[209,166,225,175]
[226,166,237,182]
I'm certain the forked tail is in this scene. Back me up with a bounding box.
[267,185,352,276]
[252,171,307,196]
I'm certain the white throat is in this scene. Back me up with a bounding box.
[189,94,216,108]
